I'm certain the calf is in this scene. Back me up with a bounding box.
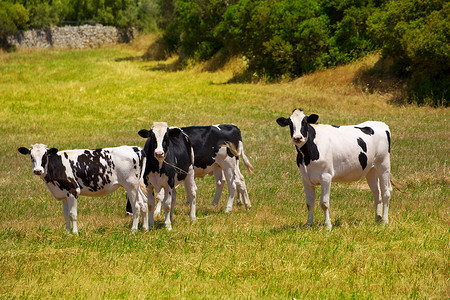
[127,124,253,215]
[138,122,197,230]
[18,144,147,234]
[277,108,392,230]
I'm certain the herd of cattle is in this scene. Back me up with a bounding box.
[18,109,395,233]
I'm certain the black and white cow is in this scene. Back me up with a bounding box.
[277,108,392,230]
[18,144,147,234]
[182,125,253,212]
[126,124,253,215]
[138,122,197,230]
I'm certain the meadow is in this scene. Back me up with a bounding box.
[0,38,448,298]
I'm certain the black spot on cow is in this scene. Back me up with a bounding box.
[133,158,137,169]
[358,152,368,170]
[41,154,48,169]
[386,131,391,153]
[69,150,112,192]
[355,126,374,135]
[357,137,367,152]
[45,153,78,197]
[332,125,340,128]
[64,152,68,159]
[181,125,242,170]
[297,125,320,166]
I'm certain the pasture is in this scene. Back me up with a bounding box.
[0,39,448,298]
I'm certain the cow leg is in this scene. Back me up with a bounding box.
[319,174,332,230]
[234,165,251,210]
[366,168,382,223]
[147,185,156,229]
[170,188,177,223]
[212,168,225,206]
[67,194,78,234]
[62,198,71,232]
[223,165,237,213]
[126,187,142,233]
[137,185,149,232]
[184,167,197,223]
[378,166,392,225]
[154,189,164,218]
[303,179,316,226]
[163,188,173,230]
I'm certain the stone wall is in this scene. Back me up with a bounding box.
[7,25,136,49]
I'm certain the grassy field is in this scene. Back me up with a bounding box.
[0,38,448,298]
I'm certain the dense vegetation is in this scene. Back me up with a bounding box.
[1,0,448,105]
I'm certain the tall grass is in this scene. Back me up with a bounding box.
[0,41,448,298]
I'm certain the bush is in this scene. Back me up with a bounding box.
[0,1,28,50]
[368,0,449,106]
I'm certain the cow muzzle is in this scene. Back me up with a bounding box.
[33,169,43,175]
[154,151,165,160]
[293,135,304,144]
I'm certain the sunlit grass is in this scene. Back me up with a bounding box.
[0,41,448,298]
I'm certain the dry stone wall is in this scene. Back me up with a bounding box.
[7,25,136,49]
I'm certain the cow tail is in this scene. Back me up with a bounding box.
[138,151,149,200]
[221,141,254,174]
[238,141,254,174]
[390,173,408,194]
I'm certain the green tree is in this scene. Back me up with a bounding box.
[0,0,29,51]
[368,0,449,105]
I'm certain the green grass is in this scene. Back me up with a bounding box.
[0,44,448,298]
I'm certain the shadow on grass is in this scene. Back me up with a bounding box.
[270,218,343,233]
[352,57,408,106]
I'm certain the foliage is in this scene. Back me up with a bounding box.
[0,0,28,51]
[162,0,385,79]
[1,0,158,31]
[367,0,449,106]
[157,0,447,105]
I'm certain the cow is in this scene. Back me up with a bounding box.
[277,108,393,230]
[138,122,197,230]
[126,124,253,215]
[18,144,147,234]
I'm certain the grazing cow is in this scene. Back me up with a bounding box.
[138,122,197,230]
[18,144,147,234]
[277,108,392,230]
[126,124,253,215]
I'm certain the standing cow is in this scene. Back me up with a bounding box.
[277,108,392,230]
[182,125,253,212]
[126,124,253,215]
[138,122,197,230]
[18,144,147,234]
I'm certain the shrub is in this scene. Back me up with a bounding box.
[368,0,449,106]
[0,0,28,51]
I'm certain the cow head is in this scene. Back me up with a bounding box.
[138,122,181,162]
[277,109,319,147]
[18,144,58,176]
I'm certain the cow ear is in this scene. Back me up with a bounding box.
[307,114,319,124]
[47,148,58,155]
[276,117,291,127]
[168,128,181,138]
[18,147,30,155]
[138,129,150,138]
